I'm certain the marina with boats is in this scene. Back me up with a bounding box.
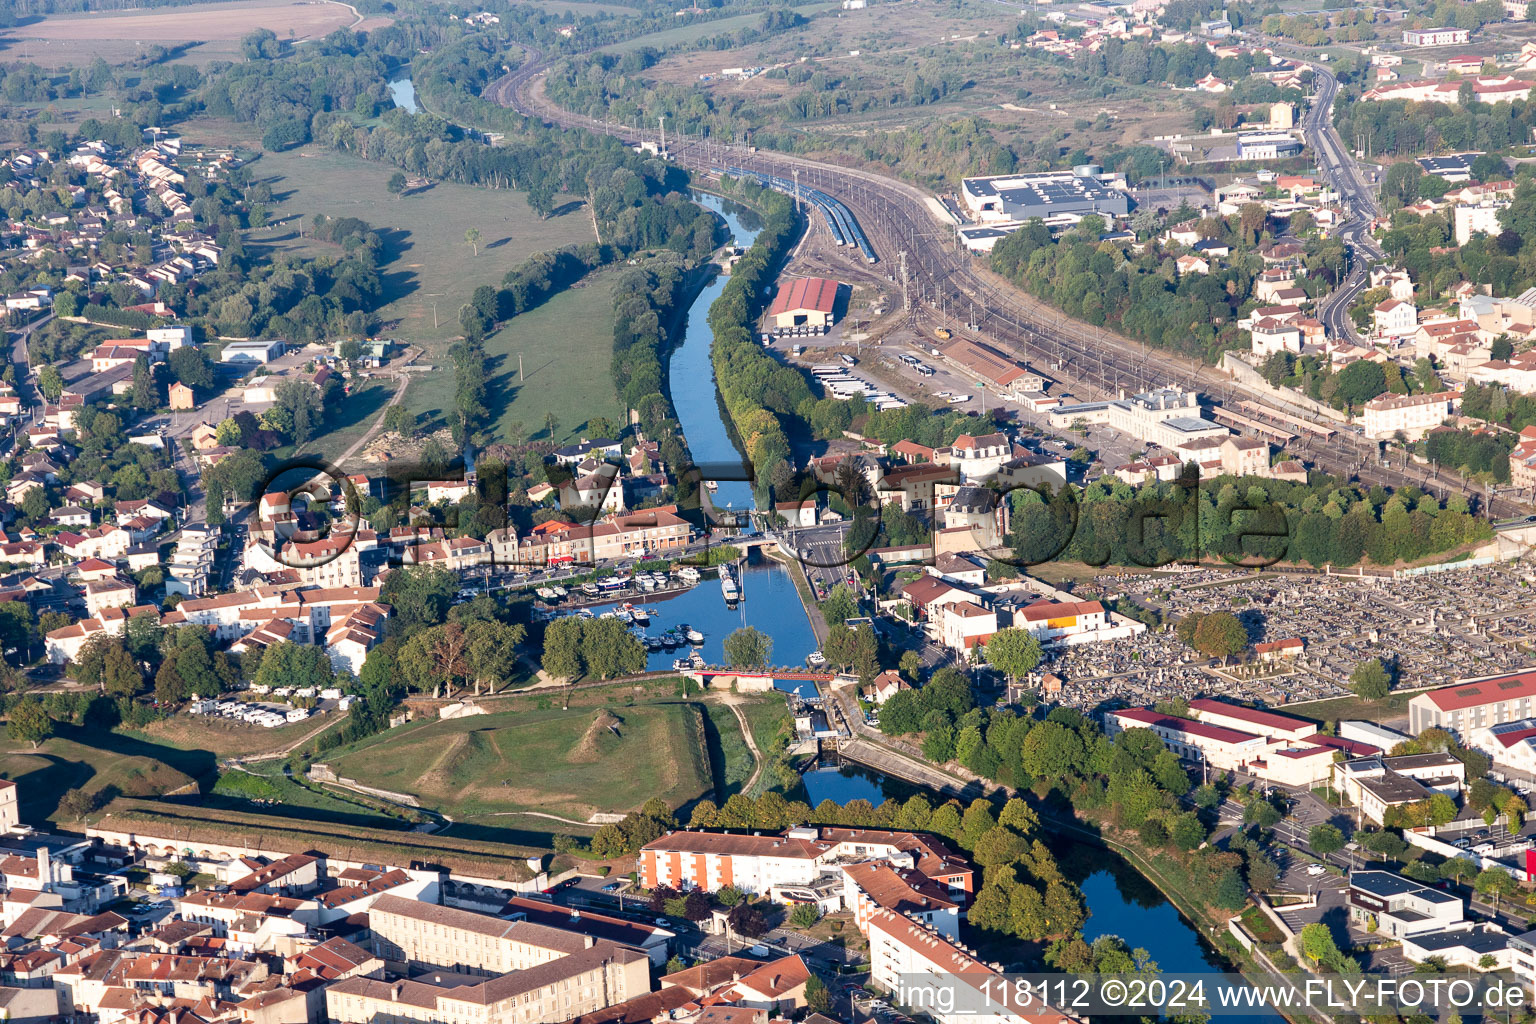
[534,552,817,676]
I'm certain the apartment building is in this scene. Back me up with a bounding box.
[840,861,960,939]
[1360,391,1459,440]
[1409,670,1536,736]
[639,826,973,900]
[866,909,1079,1024]
[1455,201,1511,246]
[324,941,650,1024]
[366,895,596,975]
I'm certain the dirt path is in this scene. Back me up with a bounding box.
[331,346,417,470]
[465,809,605,827]
[713,692,765,795]
[326,0,365,28]
[231,716,345,765]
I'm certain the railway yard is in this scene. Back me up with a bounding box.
[486,57,1531,522]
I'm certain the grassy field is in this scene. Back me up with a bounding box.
[599,3,837,53]
[0,725,208,826]
[324,702,714,821]
[129,709,337,760]
[738,696,791,798]
[0,0,374,66]
[703,704,754,799]
[247,146,598,436]
[472,270,623,444]
[289,378,397,465]
[1278,690,1416,732]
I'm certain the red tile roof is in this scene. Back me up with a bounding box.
[768,277,838,316]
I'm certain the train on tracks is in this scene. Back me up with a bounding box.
[722,166,878,265]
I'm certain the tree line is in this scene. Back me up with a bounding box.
[705,177,809,502]
[1009,472,1490,570]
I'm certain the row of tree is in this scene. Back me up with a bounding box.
[1008,473,1490,570]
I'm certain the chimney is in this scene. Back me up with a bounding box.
[392,983,403,1002]
[36,847,50,888]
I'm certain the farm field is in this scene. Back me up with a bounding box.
[473,270,622,445]
[323,702,714,821]
[0,0,377,66]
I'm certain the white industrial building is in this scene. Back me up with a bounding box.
[1332,753,1467,825]
[1348,870,1465,939]
[959,169,1130,224]
[220,338,286,365]
[1048,387,1230,449]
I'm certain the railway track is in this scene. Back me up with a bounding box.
[486,60,1525,519]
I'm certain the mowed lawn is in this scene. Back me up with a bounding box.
[324,703,711,821]
[248,147,597,431]
[473,270,623,444]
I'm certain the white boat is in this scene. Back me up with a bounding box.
[678,566,701,584]
[673,657,693,671]
[535,587,555,600]
[807,651,827,667]
[613,609,632,624]
[721,570,740,603]
[552,586,568,598]
[706,480,719,492]
[685,627,704,644]
[638,576,656,591]
[625,604,649,625]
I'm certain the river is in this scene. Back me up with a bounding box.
[389,77,419,113]
[668,192,764,512]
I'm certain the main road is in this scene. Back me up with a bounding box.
[488,59,1522,517]
[1300,62,1385,343]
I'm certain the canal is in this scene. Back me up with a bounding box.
[800,764,1278,1019]
[668,192,764,512]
